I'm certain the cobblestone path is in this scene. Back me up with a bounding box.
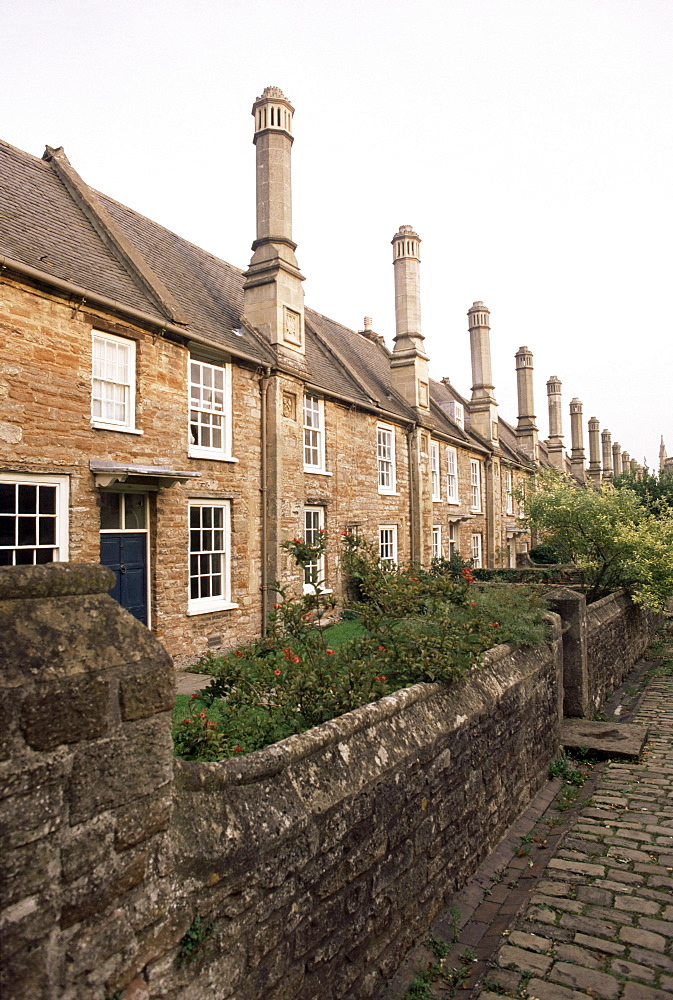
[477,675,673,1000]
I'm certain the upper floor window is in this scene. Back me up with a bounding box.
[446,446,459,503]
[0,473,69,566]
[430,442,441,500]
[303,395,325,471]
[377,425,396,493]
[92,331,136,432]
[379,524,398,567]
[189,357,232,459]
[188,501,237,614]
[505,469,514,515]
[470,459,482,511]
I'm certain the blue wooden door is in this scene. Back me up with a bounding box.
[100,533,148,625]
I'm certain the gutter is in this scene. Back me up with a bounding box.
[258,366,272,634]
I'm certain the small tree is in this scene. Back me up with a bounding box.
[525,470,673,611]
[613,467,673,515]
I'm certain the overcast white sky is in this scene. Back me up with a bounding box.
[2,0,671,468]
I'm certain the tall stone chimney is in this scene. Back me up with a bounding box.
[514,346,539,462]
[390,226,429,411]
[468,302,498,444]
[243,86,305,359]
[630,457,638,475]
[545,376,565,470]
[601,429,613,479]
[588,417,602,485]
[612,441,622,476]
[569,398,586,483]
[660,436,668,471]
[622,450,631,474]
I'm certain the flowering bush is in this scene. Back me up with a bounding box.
[173,531,550,761]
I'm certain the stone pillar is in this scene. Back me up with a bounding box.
[612,441,622,476]
[244,86,305,359]
[514,346,539,463]
[545,586,589,718]
[390,226,429,413]
[630,457,638,475]
[546,375,565,470]
[601,429,613,479]
[588,416,601,485]
[468,302,498,445]
[622,451,631,474]
[569,398,586,483]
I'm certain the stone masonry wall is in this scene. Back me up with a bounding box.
[0,562,566,1000]
[585,590,659,711]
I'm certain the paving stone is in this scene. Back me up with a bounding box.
[622,983,673,1000]
[555,943,602,969]
[585,904,634,926]
[614,894,661,915]
[525,979,591,1000]
[609,957,656,981]
[535,879,572,897]
[574,885,613,906]
[639,916,673,938]
[619,926,667,951]
[508,930,551,952]
[547,859,605,878]
[497,944,552,975]
[548,961,621,998]
[530,894,583,914]
[573,933,625,956]
[559,913,617,938]
[607,844,655,862]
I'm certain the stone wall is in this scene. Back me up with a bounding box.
[586,590,659,711]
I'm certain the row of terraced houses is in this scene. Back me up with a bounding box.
[0,86,639,666]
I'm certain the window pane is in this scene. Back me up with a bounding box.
[100,492,121,530]
[39,517,56,545]
[35,548,54,564]
[18,517,36,546]
[16,549,35,565]
[0,484,15,514]
[39,486,56,514]
[18,485,37,514]
[124,494,146,529]
[0,517,15,546]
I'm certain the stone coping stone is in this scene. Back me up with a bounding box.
[0,563,115,600]
[561,718,648,759]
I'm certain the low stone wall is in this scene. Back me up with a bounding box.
[1,563,565,1000]
[586,590,659,711]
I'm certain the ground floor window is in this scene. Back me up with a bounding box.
[303,506,326,592]
[448,522,458,560]
[188,501,233,614]
[0,473,69,565]
[471,533,482,568]
[379,524,398,567]
[432,525,442,560]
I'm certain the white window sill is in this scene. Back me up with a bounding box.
[187,600,239,616]
[302,587,333,595]
[188,448,239,463]
[471,509,482,515]
[447,499,460,505]
[304,468,333,476]
[92,422,143,435]
[432,497,442,503]
[378,490,400,496]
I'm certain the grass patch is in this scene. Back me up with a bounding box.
[322,618,366,647]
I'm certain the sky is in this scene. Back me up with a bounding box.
[2,0,671,468]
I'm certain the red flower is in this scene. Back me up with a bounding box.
[233,650,243,657]
[233,746,243,753]
[274,669,282,676]
[381,676,386,682]
[374,676,380,682]
[292,655,301,663]
[273,603,281,609]
[199,711,207,718]
[490,622,500,627]
[326,649,334,655]
[377,646,385,651]
[470,601,476,607]
[190,692,198,700]
[410,577,418,581]
[181,718,191,724]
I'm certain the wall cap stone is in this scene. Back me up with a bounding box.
[0,563,115,600]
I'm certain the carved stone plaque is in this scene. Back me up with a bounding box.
[282,392,296,419]
[283,307,302,347]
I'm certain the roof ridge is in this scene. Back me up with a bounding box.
[305,319,381,406]
[43,146,190,326]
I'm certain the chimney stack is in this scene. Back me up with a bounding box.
[569,398,586,483]
[468,302,498,444]
[588,417,602,484]
[601,429,613,479]
[546,376,565,470]
[514,346,539,462]
[612,441,622,476]
[243,86,305,358]
[389,226,429,411]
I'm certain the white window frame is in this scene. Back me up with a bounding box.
[432,524,442,560]
[430,442,441,501]
[379,524,398,567]
[188,356,235,461]
[303,506,329,593]
[448,522,458,559]
[470,459,482,512]
[187,500,237,615]
[0,472,69,566]
[446,446,459,504]
[303,395,327,473]
[377,425,397,494]
[505,469,514,515]
[471,533,482,568]
[453,402,464,430]
[91,330,141,434]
